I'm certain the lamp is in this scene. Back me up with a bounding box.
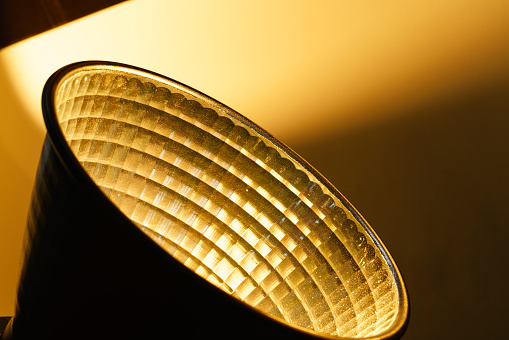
[1,61,408,339]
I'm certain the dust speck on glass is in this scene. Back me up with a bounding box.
[53,66,399,338]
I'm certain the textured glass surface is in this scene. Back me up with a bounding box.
[53,65,400,338]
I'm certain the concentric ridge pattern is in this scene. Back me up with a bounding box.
[53,68,398,338]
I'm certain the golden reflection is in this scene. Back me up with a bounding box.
[50,62,407,338]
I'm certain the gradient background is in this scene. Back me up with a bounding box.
[1,1,508,339]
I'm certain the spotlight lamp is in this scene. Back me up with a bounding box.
[2,61,409,339]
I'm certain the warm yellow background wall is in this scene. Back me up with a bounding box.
[1,1,509,339]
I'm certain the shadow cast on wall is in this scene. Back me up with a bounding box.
[291,79,509,339]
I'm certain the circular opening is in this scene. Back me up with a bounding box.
[46,62,407,339]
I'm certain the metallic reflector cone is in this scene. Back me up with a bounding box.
[3,61,408,340]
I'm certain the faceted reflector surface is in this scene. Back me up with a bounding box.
[52,64,403,338]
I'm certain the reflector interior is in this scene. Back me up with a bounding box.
[52,65,401,338]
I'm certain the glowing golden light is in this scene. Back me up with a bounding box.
[48,61,407,338]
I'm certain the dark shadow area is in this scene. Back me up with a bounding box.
[291,78,509,339]
[0,0,126,48]
[0,317,12,336]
